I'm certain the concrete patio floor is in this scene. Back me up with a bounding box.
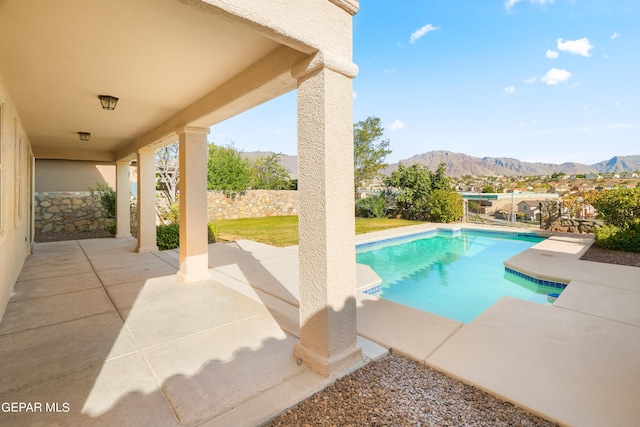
[0,237,385,427]
[2,224,639,426]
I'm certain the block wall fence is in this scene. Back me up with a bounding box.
[34,190,298,236]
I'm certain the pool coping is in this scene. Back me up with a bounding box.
[353,223,640,426]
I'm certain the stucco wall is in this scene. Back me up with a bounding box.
[0,75,33,321]
[35,159,115,192]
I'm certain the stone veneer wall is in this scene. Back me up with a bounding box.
[34,190,298,235]
[547,218,604,234]
[207,190,298,220]
[35,192,113,234]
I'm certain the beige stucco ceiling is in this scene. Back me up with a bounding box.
[0,0,286,159]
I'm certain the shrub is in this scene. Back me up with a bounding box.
[105,222,117,236]
[594,224,640,253]
[156,222,219,250]
[89,182,116,235]
[591,188,640,228]
[208,222,219,244]
[590,188,640,252]
[355,195,389,218]
[158,202,180,225]
[424,190,464,223]
[156,224,180,250]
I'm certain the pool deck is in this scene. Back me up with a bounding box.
[1,223,638,426]
[356,224,640,427]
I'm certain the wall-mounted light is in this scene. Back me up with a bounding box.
[78,132,91,141]
[98,95,119,110]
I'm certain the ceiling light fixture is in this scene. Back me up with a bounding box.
[78,132,91,141]
[98,95,119,110]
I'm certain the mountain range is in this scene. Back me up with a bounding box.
[384,151,640,177]
[245,150,640,178]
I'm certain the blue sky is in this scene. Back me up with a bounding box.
[211,0,639,165]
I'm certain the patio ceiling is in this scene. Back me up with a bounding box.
[0,0,300,161]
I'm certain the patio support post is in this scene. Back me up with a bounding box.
[135,148,159,252]
[115,160,131,238]
[293,57,361,376]
[176,126,211,283]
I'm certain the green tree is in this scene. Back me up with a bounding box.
[353,116,392,191]
[383,164,432,220]
[382,163,461,222]
[481,185,495,193]
[250,153,291,190]
[430,162,452,192]
[207,144,252,198]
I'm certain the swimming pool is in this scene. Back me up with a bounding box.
[356,229,564,323]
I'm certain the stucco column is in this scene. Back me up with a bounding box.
[176,127,211,283]
[135,148,158,252]
[293,62,361,376]
[115,160,131,238]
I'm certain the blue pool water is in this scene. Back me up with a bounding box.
[356,230,559,323]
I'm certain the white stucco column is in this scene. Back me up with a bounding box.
[115,160,131,238]
[176,127,211,283]
[293,60,361,376]
[135,148,158,252]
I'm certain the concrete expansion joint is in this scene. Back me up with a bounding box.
[292,51,359,81]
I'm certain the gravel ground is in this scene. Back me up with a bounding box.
[580,244,640,266]
[267,353,557,427]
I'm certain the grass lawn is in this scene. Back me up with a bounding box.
[211,215,421,247]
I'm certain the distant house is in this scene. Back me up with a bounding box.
[518,200,541,221]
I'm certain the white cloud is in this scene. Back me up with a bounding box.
[546,49,559,59]
[557,38,593,57]
[410,24,439,44]
[523,76,537,84]
[611,32,621,39]
[504,86,516,94]
[541,68,571,85]
[607,123,625,130]
[352,91,357,100]
[505,0,554,10]
[518,120,537,128]
[505,0,521,9]
[388,119,405,131]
